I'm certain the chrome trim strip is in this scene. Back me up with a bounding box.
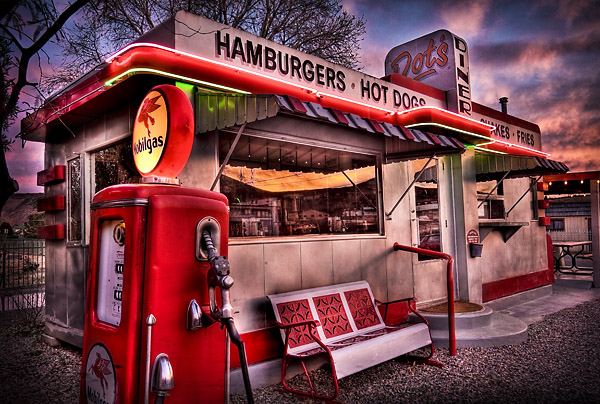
[91,198,149,210]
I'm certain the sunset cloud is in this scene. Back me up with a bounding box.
[343,0,600,173]
[6,0,600,193]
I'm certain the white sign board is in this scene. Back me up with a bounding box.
[166,12,446,113]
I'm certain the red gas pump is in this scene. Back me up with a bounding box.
[80,85,253,403]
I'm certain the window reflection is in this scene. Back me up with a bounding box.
[68,157,82,242]
[93,141,140,194]
[413,159,441,260]
[219,134,380,238]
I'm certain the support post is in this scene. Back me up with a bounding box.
[591,180,600,287]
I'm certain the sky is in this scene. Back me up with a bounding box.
[6,0,600,193]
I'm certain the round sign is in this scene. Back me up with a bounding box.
[466,229,479,244]
[132,84,194,178]
[84,343,116,404]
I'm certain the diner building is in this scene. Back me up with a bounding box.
[23,11,570,361]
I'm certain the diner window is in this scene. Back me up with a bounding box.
[413,160,441,260]
[92,140,140,194]
[218,133,380,238]
[550,218,565,231]
[477,180,505,219]
[68,156,82,242]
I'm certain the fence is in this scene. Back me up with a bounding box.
[0,237,45,311]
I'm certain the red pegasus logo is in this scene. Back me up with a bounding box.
[89,352,112,398]
[137,95,162,136]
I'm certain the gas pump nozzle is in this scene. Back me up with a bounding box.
[201,230,254,404]
[203,231,234,321]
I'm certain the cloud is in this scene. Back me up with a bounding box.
[6,141,44,194]
[437,0,493,39]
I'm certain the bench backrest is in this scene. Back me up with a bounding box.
[267,281,386,355]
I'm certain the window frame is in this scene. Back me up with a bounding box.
[66,153,84,246]
[218,130,385,241]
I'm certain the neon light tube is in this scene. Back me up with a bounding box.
[105,43,551,158]
[473,146,507,155]
[104,67,250,94]
[398,106,496,132]
[106,42,318,97]
[406,122,494,141]
[315,91,396,115]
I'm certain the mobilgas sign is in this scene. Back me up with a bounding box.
[385,30,472,117]
[132,84,194,178]
[170,12,446,112]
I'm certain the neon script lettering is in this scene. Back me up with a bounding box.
[390,35,449,81]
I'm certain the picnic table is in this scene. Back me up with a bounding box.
[553,241,593,274]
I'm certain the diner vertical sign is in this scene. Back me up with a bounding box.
[384,30,472,117]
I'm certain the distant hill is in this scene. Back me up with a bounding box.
[0,193,44,227]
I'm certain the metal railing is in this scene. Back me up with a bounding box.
[393,242,456,356]
[0,237,45,311]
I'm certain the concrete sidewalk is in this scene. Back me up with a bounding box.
[487,276,600,325]
[423,275,600,349]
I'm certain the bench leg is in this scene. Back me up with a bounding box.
[405,343,443,368]
[280,354,340,401]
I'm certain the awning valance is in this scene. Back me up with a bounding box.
[476,153,569,182]
[196,93,465,160]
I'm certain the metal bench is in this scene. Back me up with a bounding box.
[267,280,438,400]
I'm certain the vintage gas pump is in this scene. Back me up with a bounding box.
[80,84,253,404]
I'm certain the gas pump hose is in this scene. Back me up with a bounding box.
[223,318,255,404]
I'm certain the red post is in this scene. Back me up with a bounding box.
[393,243,456,356]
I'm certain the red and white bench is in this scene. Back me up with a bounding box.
[267,280,438,400]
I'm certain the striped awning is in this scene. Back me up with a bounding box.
[196,93,465,161]
[476,153,569,181]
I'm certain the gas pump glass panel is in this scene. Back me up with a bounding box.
[97,219,126,326]
[219,133,380,237]
[413,159,441,261]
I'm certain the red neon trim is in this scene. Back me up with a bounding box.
[397,106,494,141]
[382,73,446,101]
[26,42,551,158]
[475,142,550,158]
[482,268,554,302]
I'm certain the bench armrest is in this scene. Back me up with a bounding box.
[376,297,416,324]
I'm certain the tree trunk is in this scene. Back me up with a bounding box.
[0,146,19,215]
